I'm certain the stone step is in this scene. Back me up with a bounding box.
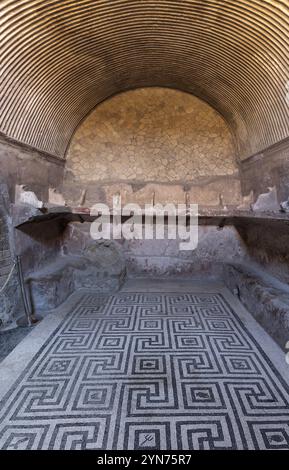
[224,262,289,349]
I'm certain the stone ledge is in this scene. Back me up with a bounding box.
[15,208,289,239]
[224,262,289,349]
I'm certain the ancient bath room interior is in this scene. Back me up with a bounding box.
[0,0,289,453]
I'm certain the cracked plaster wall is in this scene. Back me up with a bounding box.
[65,88,241,206]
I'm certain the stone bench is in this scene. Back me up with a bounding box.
[26,256,81,312]
[26,253,126,313]
[224,262,289,349]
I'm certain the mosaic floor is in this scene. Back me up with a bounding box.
[0,283,289,450]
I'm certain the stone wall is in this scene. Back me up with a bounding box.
[240,138,289,202]
[235,221,289,286]
[118,226,248,278]
[0,185,22,328]
[62,221,248,280]
[63,177,242,209]
[12,205,63,281]
[0,135,65,322]
[237,138,289,287]
[25,222,126,313]
[0,134,64,202]
[64,88,241,207]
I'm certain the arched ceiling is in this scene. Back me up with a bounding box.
[1,0,289,160]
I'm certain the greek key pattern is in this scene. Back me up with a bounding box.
[0,292,289,450]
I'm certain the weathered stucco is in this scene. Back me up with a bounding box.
[0,134,64,202]
[119,226,248,278]
[0,185,23,328]
[66,88,238,183]
[240,138,289,201]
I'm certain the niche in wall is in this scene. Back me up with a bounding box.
[64,87,241,207]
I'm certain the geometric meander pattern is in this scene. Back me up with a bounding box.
[0,292,289,450]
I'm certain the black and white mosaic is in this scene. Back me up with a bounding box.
[0,291,289,450]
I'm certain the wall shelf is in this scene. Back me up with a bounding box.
[14,207,289,239]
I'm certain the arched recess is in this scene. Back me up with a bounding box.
[63,87,242,207]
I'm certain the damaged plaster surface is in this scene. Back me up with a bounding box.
[63,88,241,208]
[0,185,22,329]
[66,88,237,182]
[0,135,64,202]
[21,221,126,314]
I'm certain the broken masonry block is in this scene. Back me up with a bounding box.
[251,186,279,212]
[237,190,254,210]
[15,184,44,209]
[280,197,289,213]
[48,188,66,206]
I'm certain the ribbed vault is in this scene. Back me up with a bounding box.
[1,0,289,159]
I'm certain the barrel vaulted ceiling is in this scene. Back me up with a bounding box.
[1,1,289,160]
